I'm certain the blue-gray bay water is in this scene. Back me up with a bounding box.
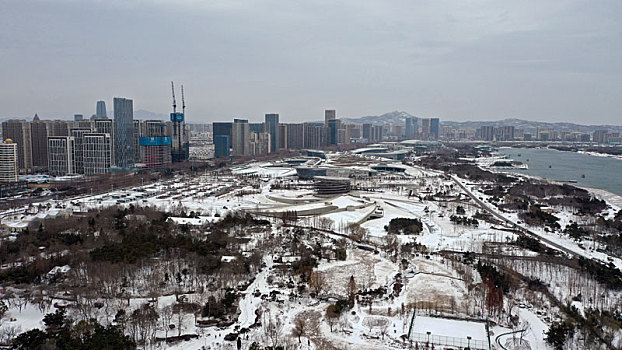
[497,147,622,197]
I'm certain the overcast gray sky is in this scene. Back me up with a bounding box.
[2,0,621,124]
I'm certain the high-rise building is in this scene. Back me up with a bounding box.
[499,126,515,141]
[83,133,111,175]
[0,140,18,183]
[249,122,264,134]
[327,119,340,145]
[593,130,609,144]
[405,117,415,139]
[94,119,113,134]
[113,97,134,168]
[250,131,271,155]
[370,125,383,142]
[77,120,95,131]
[478,126,495,141]
[607,132,622,144]
[539,131,550,141]
[325,110,336,125]
[31,119,52,168]
[48,136,75,176]
[286,123,304,150]
[362,124,372,141]
[392,125,404,138]
[441,126,454,140]
[50,120,72,136]
[96,101,107,119]
[338,128,347,144]
[213,122,233,158]
[94,119,114,165]
[345,124,357,142]
[1,120,32,172]
[278,124,288,150]
[213,135,230,159]
[430,118,440,139]
[71,128,92,174]
[362,124,383,142]
[134,120,145,163]
[413,118,419,138]
[139,120,172,169]
[265,114,279,153]
[74,114,84,121]
[303,123,326,149]
[349,125,361,139]
[170,111,187,163]
[421,118,431,139]
[232,119,250,157]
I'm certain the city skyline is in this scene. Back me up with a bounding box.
[2,1,622,124]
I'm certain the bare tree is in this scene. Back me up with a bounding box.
[161,305,174,339]
[309,272,326,295]
[365,317,389,335]
[384,234,400,261]
[326,305,339,332]
[292,317,307,343]
[347,223,369,242]
[380,322,389,340]
[318,217,335,231]
[0,325,20,344]
[130,303,159,346]
[261,313,284,349]
[175,306,185,337]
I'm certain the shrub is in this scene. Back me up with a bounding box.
[385,218,423,235]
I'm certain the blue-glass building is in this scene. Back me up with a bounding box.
[430,118,440,140]
[213,122,232,159]
[113,97,134,168]
[265,114,279,153]
[214,135,230,159]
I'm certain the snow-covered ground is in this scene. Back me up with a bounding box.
[3,157,622,349]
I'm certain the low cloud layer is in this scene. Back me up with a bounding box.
[1,0,621,124]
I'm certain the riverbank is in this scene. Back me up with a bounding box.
[578,187,622,211]
[497,147,622,197]
[541,144,622,160]
[494,170,622,211]
[576,150,622,161]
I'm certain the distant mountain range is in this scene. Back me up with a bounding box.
[2,109,621,133]
[441,118,622,133]
[340,111,415,126]
[340,111,622,133]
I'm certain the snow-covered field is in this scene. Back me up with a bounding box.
[2,155,622,349]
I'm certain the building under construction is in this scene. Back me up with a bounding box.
[170,82,189,163]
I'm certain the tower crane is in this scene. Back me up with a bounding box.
[171,81,177,113]
[181,84,185,116]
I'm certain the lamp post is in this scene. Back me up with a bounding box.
[467,335,472,349]
[426,331,431,344]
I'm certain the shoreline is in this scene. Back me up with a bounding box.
[497,147,622,197]
[577,186,622,211]
[576,150,622,161]
[490,169,622,211]
[504,145,622,161]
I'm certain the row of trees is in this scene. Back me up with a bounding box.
[11,309,135,350]
[449,215,479,227]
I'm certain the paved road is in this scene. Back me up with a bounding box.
[495,329,528,350]
[450,175,581,258]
